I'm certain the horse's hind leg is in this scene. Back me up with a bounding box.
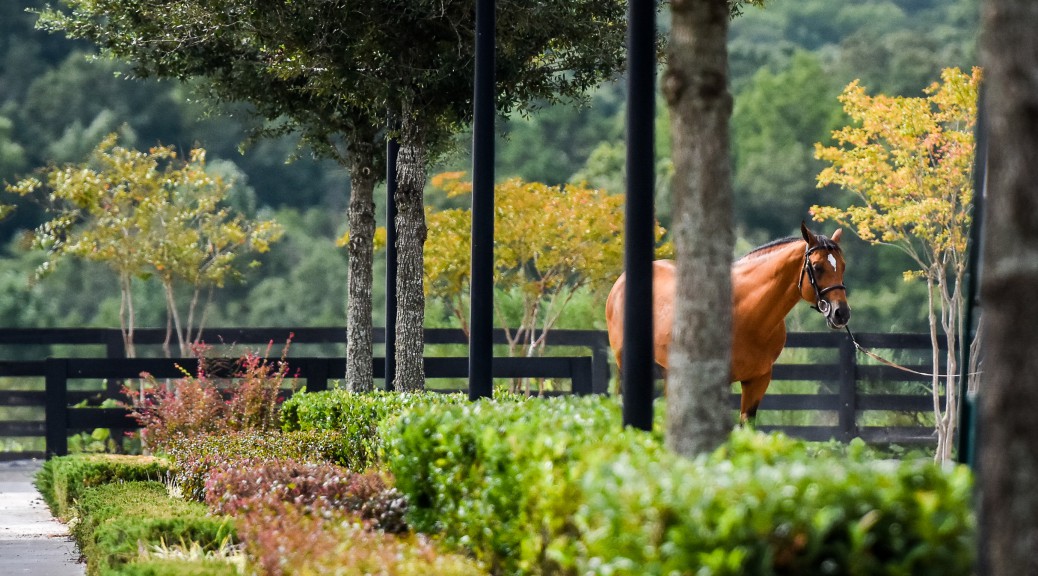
[739,373,773,424]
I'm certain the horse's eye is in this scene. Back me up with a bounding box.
[813,263,825,274]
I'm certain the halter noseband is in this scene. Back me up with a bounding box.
[798,243,847,315]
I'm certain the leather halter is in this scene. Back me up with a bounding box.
[798,243,847,315]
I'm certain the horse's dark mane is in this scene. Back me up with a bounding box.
[746,236,799,256]
[740,234,842,260]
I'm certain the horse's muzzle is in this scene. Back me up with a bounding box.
[825,301,851,329]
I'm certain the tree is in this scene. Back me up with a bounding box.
[140,148,282,356]
[978,0,1038,572]
[39,0,387,389]
[662,0,764,457]
[40,0,632,392]
[811,67,980,462]
[424,172,671,362]
[5,134,281,356]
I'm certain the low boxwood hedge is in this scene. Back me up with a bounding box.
[102,558,241,576]
[72,481,236,576]
[35,454,171,519]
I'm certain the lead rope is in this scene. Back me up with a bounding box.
[843,326,980,379]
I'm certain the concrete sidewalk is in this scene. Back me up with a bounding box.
[0,460,85,575]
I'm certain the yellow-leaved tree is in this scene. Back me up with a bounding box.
[812,67,981,462]
[6,134,282,357]
[424,172,671,389]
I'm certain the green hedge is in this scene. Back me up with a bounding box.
[279,388,469,469]
[384,394,660,575]
[102,559,240,576]
[569,432,974,576]
[72,481,236,576]
[384,396,975,576]
[35,454,171,519]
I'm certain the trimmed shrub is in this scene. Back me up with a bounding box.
[280,388,468,470]
[385,397,975,576]
[165,429,349,501]
[205,458,408,533]
[35,454,171,519]
[568,431,975,576]
[71,481,236,576]
[384,394,659,575]
[103,559,241,576]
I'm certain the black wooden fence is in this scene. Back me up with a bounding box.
[0,327,945,459]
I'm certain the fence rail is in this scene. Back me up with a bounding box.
[0,327,947,459]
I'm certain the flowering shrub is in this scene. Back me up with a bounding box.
[123,338,296,453]
[205,458,408,533]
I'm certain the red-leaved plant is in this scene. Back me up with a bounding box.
[204,458,408,533]
[122,336,296,454]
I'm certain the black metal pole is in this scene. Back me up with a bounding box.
[469,0,495,401]
[385,132,399,391]
[622,0,656,430]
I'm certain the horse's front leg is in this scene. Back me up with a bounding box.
[739,372,773,424]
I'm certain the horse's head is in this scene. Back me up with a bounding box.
[799,221,851,329]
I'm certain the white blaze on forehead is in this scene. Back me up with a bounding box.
[827,254,838,271]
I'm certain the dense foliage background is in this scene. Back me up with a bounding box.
[0,0,978,333]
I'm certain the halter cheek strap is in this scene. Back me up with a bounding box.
[798,244,847,314]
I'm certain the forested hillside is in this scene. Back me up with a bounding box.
[0,0,979,333]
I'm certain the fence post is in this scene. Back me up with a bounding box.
[571,357,593,396]
[45,358,69,458]
[838,333,857,442]
[591,333,612,394]
[303,358,330,393]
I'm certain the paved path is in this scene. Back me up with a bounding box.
[0,460,85,575]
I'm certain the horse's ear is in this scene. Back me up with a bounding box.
[801,221,817,245]
[831,228,843,244]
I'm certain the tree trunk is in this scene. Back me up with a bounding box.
[662,0,734,457]
[979,1,1038,574]
[118,272,137,358]
[345,146,378,393]
[392,113,428,392]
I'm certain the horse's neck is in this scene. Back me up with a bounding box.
[732,241,805,328]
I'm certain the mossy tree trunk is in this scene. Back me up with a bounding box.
[663,0,735,457]
[345,143,379,392]
[979,0,1038,573]
[392,113,428,392]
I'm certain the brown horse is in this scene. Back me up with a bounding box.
[605,222,851,421]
